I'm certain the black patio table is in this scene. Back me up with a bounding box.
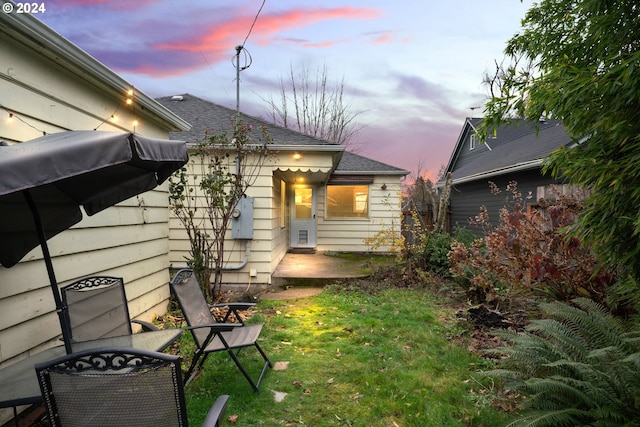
[0,328,182,423]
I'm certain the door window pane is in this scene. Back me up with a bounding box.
[295,187,313,219]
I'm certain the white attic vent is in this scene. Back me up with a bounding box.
[171,95,184,101]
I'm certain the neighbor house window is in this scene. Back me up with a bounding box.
[326,185,369,218]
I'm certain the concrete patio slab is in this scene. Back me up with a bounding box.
[272,252,372,280]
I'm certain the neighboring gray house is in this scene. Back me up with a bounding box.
[439,118,573,233]
[156,94,408,288]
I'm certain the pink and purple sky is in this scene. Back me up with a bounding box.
[37,0,532,181]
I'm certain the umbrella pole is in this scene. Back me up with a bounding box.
[23,190,73,354]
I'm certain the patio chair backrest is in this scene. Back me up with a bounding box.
[169,269,215,348]
[35,347,188,427]
[61,276,132,342]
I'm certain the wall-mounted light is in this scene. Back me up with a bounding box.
[293,152,302,160]
[381,183,387,190]
[7,113,13,123]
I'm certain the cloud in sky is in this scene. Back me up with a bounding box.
[38,0,533,178]
[365,30,410,45]
[358,116,460,181]
[52,0,160,11]
[64,6,382,78]
[250,7,381,44]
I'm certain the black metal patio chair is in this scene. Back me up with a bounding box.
[169,268,272,391]
[61,276,158,342]
[35,347,229,427]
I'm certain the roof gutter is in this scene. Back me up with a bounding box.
[333,170,409,177]
[269,144,346,152]
[447,159,543,186]
[446,136,583,187]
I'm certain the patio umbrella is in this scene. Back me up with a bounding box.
[0,130,188,354]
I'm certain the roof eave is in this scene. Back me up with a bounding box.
[442,117,477,175]
[333,170,409,177]
[268,144,345,152]
[1,11,191,132]
[446,159,543,186]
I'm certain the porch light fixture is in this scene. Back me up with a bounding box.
[381,183,387,190]
[293,152,302,160]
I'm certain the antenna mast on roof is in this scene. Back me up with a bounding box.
[233,0,264,115]
[235,45,242,117]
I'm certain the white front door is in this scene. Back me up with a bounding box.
[290,185,317,249]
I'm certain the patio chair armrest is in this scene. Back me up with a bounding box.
[203,394,229,427]
[187,323,240,333]
[131,319,160,332]
[210,302,256,311]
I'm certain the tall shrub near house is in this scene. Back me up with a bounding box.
[169,118,271,300]
[449,182,617,304]
[396,171,456,279]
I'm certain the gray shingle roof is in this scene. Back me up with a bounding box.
[156,93,408,176]
[155,93,337,146]
[449,118,573,181]
[335,151,408,175]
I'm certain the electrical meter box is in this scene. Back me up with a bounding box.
[231,197,254,239]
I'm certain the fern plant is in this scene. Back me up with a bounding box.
[485,298,640,426]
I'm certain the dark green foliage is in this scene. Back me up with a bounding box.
[482,0,640,297]
[415,228,475,278]
[452,226,476,247]
[486,298,640,426]
[423,233,453,276]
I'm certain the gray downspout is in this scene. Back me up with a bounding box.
[172,241,251,271]
[222,241,251,270]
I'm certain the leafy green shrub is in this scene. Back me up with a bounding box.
[424,233,453,276]
[452,226,476,247]
[410,227,475,278]
[485,298,640,426]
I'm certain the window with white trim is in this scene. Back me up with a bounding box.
[326,185,369,218]
[470,133,477,150]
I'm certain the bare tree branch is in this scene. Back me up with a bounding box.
[261,63,363,148]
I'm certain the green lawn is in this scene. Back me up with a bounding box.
[179,287,514,426]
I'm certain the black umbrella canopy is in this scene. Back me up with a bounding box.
[0,130,187,354]
[0,130,188,267]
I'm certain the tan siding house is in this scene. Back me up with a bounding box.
[0,14,189,423]
[157,94,408,290]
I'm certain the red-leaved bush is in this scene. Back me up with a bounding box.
[448,182,617,304]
